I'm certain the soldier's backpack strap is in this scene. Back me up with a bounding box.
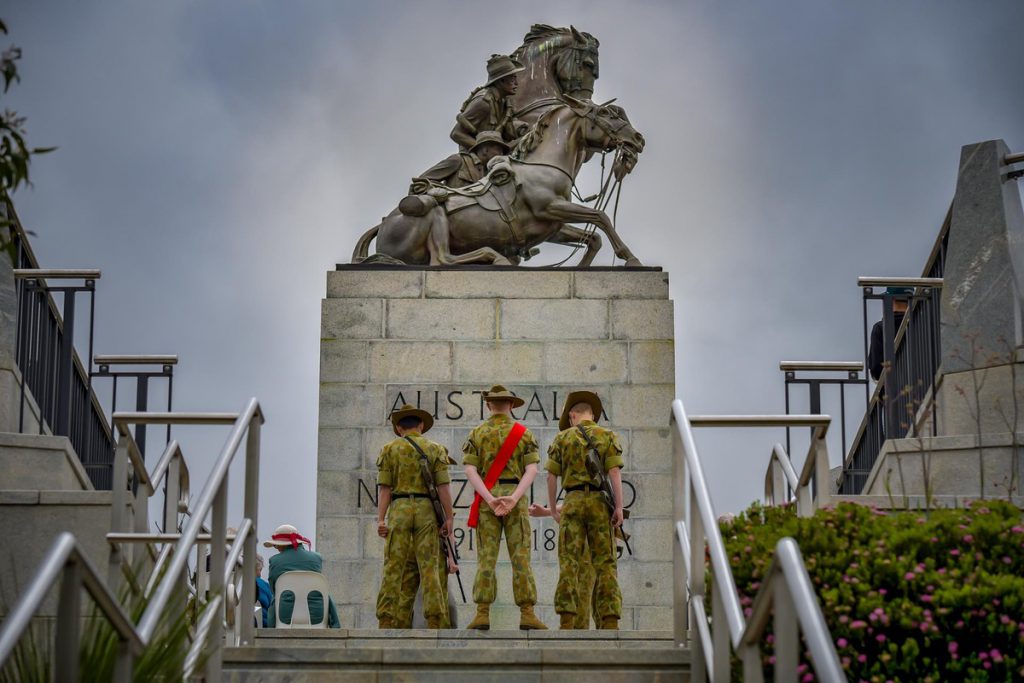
[467,422,527,528]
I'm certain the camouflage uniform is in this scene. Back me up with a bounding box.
[463,413,540,606]
[573,539,597,629]
[546,420,624,622]
[374,433,451,624]
[395,545,457,628]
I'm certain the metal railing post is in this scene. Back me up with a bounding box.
[54,560,82,683]
[240,414,261,645]
[206,481,227,683]
[109,434,131,585]
[689,475,706,683]
[773,576,798,683]
[711,586,730,682]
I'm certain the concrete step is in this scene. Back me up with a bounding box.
[222,629,689,681]
[0,431,92,491]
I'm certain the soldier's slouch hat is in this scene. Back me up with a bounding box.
[559,390,603,431]
[470,131,511,153]
[483,384,525,409]
[485,54,525,86]
[390,403,434,435]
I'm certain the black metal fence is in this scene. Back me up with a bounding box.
[837,212,949,494]
[7,205,115,489]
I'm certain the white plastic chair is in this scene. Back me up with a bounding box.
[274,571,331,629]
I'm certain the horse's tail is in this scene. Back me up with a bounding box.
[351,222,381,263]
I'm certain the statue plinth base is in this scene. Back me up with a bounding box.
[316,266,676,630]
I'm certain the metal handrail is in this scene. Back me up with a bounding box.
[13,268,103,280]
[0,533,143,682]
[779,361,863,372]
[856,276,944,288]
[94,354,179,366]
[0,399,264,682]
[671,399,844,682]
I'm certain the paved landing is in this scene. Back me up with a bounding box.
[222,629,689,682]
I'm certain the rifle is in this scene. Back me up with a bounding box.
[405,436,467,603]
[576,425,632,554]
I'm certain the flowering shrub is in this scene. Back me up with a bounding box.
[720,500,1024,682]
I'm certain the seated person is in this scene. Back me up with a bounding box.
[255,553,272,628]
[263,524,340,628]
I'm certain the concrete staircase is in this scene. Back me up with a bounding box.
[222,629,689,682]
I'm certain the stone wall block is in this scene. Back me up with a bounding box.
[386,299,496,340]
[611,300,674,340]
[609,385,675,427]
[573,271,669,299]
[322,299,383,339]
[318,428,364,471]
[453,343,545,383]
[544,342,628,383]
[500,299,608,340]
[327,270,422,298]
[319,340,369,382]
[627,428,673,473]
[316,471,366,516]
[629,341,675,384]
[426,271,570,299]
[370,341,452,382]
[316,516,364,560]
[319,384,386,428]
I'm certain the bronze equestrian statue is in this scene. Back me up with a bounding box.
[352,25,645,266]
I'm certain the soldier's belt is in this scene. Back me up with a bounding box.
[391,493,430,499]
[564,483,600,493]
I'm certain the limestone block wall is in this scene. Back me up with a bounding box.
[316,267,676,630]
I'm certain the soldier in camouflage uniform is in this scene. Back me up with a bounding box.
[530,502,597,629]
[375,404,454,629]
[546,390,625,630]
[450,54,526,151]
[462,385,547,630]
[395,449,461,629]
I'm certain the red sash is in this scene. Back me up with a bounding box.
[467,422,527,528]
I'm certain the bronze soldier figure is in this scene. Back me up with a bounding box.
[409,131,511,195]
[451,54,527,151]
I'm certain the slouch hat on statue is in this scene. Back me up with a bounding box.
[559,390,603,431]
[485,54,525,86]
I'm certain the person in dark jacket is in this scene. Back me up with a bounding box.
[868,287,912,381]
[263,524,340,628]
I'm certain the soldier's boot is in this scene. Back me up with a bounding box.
[599,617,619,630]
[559,614,575,630]
[519,605,548,630]
[378,618,396,629]
[426,616,442,629]
[467,604,490,630]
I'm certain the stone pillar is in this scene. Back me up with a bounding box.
[935,140,1024,437]
[316,267,676,630]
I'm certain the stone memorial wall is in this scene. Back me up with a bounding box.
[316,267,676,629]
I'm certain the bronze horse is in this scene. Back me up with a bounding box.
[511,24,600,124]
[352,100,645,266]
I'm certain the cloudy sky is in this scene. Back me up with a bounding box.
[6,1,1024,542]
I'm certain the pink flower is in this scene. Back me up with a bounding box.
[979,652,988,660]
[963,534,974,543]
[876,634,887,643]
[1001,615,1012,625]
[1002,556,1013,564]
[857,654,867,663]
[837,638,848,648]
[802,675,814,683]
[850,620,868,629]
[1011,525,1023,534]
[948,642,958,654]
[991,649,1004,663]
[878,588,887,596]
[920,595,933,603]
[904,572,915,580]
[950,549,960,556]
